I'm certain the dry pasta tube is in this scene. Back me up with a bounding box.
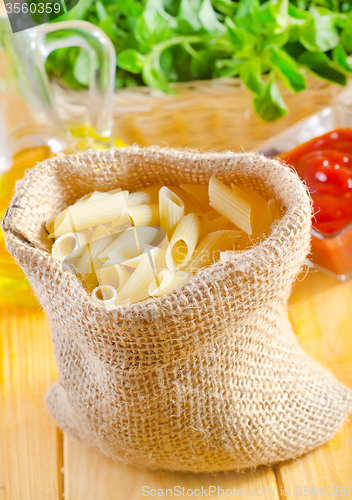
[149,270,191,297]
[209,176,252,235]
[179,184,211,212]
[167,186,204,216]
[47,190,129,238]
[116,248,167,304]
[110,208,132,231]
[252,199,278,237]
[128,203,159,226]
[186,230,244,272]
[127,184,164,207]
[159,186,184,239]
[99,261,130,293]
[76,225,112,274]
[166,213,200,270]
[100,226,159,260]
[199,210,228,241]
[92,285,118,307]
[52,230,91,262]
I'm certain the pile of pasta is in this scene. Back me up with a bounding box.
[46,177,278,306]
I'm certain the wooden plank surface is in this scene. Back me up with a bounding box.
[64,434,278,500]
[0,306,62,500]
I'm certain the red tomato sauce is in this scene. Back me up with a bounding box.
[280,128,352,234]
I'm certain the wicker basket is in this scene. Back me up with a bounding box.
[57,74,352,152]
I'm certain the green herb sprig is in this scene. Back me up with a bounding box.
[47,0,352,122]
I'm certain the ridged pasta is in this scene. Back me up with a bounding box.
[49,179,280,307]
[92,285,117,306]
[51,230,91,262]
[166,213,201,270]
[149,270,191,297]
[99,261,131,292]
[179,184,210,212]
[127,184,164,207]
[167,186,204,216]
[186,230,243,272]
[47,190,129,238]
[129,203,159,226]
[209,176,252,235]
[159,186,185,238]
[76,225,112,274]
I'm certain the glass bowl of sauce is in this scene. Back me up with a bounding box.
[257,105,352,281]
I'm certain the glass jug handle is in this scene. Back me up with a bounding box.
[24,20,116,139]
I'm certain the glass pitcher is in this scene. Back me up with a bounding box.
[0,16,116,306]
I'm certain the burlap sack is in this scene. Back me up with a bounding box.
[3,146,352,473]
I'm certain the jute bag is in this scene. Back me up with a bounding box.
[3,146,352,472]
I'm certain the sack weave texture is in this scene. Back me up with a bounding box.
[3,146,352,473]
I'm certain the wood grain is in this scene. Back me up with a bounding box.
[64,433,279,500]
[0,306,62,500]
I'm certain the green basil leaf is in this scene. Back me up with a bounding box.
[262,30,289,49]
[118,0,144,19]
[199,0,226,34]
[332,44,352,73]
[135,9,174,47]
[95,0,108,22]
[190,50,217,79]
[253,80,288,122]
[299,51,347,85]
[177,0,202,33]
[258,0,289,29]
[269,47,306,92]
[239,60,265,95]
[225,17,255,54]
[117,49,145,74]
[215,58,242,77]
[288,4,309,25]
[341,27,352,52]
[235,0,261,35]
[299,9,339,52]
[142,56,173,93]
[211,0,237,17]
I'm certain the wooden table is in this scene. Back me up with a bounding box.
[0,269,351,500]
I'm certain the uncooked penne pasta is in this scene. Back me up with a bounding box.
[179,184,210,212]
[166,213,200,270]
[231,184,267,218]
[209,176,252,235]
[128,203,159,227]
[52,230,91,261]
[167,186,204,216]
[76,225,112,274]
[253,199,277,236]
[159,186,184,238]
[116,253,154,304]
[149,269,191,297]
[101,226,160,259]
[199,210,229,241]
[127,184,164,207]
[92,285,118,306]
[99,261,130,292]
[47,190,129,238]
[110,208,132,231]
[118,244,166,270]
[186,230,243,272]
